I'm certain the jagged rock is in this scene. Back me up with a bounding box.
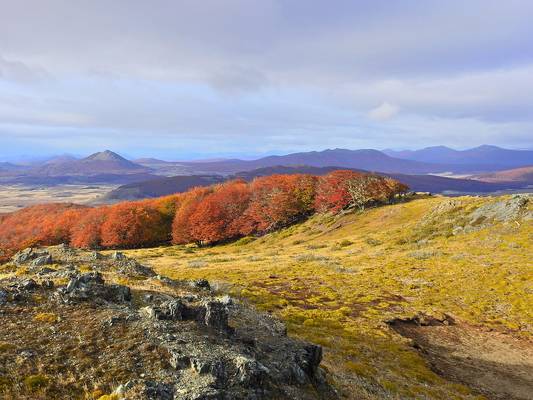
[144,381,175,400]
[79,271,105,285]
[194,279,210,290]
[234,356,269,387]
[42,280,54,289]
[0,289,8,304]
[169,350,191,370]
[36,267,56,275]
[162,299,185,320]
[297,344,322,376]
[12,248,50,265]
[15,279,38,292]
[108,284,132,302]
[218,295,233,306]
[203,301,229,332]
[31,254,53,266]
[141,299,185,321]
[190,358,227,386]
[469,194,531,223]
[57,272,131,303]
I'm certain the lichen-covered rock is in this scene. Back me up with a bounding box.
[12,248,51,265]
[31,254,53,266]
[468,194,531,223]
[203,301,229,332]
[234,356,269,387]
[56,272,131,303]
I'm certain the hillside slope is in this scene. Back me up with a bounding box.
[103,175,225,200]
[473,166,533,183]
[124,194,533,399]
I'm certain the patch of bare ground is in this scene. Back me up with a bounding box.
[390,317,533,400]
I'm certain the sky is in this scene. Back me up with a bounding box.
[1,0,533,160]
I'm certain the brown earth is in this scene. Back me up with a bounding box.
[391,318,533,400]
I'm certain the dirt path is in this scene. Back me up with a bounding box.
[391,319,533,400]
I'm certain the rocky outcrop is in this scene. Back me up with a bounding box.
[0,247,336,400]
[12,248,52,265]
[55,271,132,304]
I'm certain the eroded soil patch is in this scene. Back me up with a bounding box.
[390,318,533,400]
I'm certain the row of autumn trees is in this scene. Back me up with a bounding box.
[0,171,408,258]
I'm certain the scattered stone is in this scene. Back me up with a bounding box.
[144,381,175,400]
[41,280,54,289]
[31,254,53,266]
[194,279,210,290]
[12,248,51,265]
[15,279,38,292]
[0,289,8,304]
[36,267,56,275]
[169,350,191,370]
[112,251,126,261]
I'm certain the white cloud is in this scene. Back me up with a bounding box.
[368,102,399,121]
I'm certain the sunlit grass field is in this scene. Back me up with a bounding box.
[121,195,532,399]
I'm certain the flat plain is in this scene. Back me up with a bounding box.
[0,184,116,213]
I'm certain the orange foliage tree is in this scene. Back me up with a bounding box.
[171,187,213,244]
[0,203,86,252]
[239,174,318,235]
[316,170,408,212]
[315,170,364,212]
[100,202,168,248]
[0,171,409,256]
[188,180,251,244]
[70,207,108,249]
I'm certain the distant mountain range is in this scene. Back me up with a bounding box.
[1,146,531,187]
[178,146,533,175]
[383,145,533,168]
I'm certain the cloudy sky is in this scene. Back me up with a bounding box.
[1,0,532,160]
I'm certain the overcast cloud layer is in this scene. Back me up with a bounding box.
[1,0,532,159]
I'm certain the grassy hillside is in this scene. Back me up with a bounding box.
[121,194,533,399]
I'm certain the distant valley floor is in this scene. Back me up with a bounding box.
[0,184,117,213]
